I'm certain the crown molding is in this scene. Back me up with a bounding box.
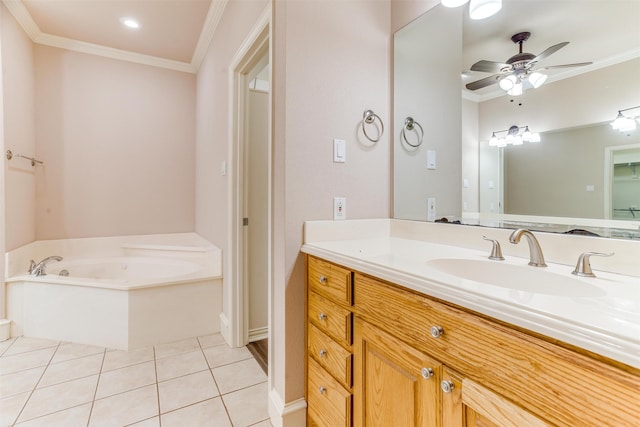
[2,0,230,74]
[191,0,229,71]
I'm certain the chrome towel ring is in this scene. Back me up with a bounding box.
[362,109,384,143]
[401,117,424,148]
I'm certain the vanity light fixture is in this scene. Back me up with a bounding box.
[610,106,640,133]
[489,125,540,147]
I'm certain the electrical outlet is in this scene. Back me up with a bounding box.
[427,197,436,221]
[334,197,346,220]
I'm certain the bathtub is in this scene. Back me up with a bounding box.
[5,233,223,350]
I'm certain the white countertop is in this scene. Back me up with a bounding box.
[302,231,640,369]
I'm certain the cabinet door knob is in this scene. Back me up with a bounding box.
[441,380,455,393]
[430,325,444,338]
[319,349,328,358]
[318,386,327,394]
[318,313,328,321]
[319,275,328,284]
[421,367,434,379]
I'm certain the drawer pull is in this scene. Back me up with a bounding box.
[318,312,328,321]
[430,325,444,338]
[318,386,327,394]
[421,367,434,379]
[319,349,328,358]
[319,275,328,284]
[441,380,455,393]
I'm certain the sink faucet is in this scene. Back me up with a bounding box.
[508,229,547,267]
[29,256,63,276]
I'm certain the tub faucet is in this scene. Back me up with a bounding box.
[508,229,547,267]
[30,256,63,277]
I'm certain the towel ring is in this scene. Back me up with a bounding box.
[362,110,384,143]
[401,117,424,148]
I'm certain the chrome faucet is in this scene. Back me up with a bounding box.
[508,229,547,267]
[572,252,614,277]
[29,256,63,276]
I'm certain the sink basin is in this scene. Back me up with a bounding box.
[425,258,606,297]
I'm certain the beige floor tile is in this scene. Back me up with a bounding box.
[0,347,57,376]
[95,361,156,399]
[14,403,92,427]
[197,334,226,349]
[38,353,104,388]
[212,358,267,395]
[249,420,274,427]
[102,346,154,372]
[154,337,200,359]
[0,391,30,427]
[3,337,59,356]
[158,370,219,414]
[222,382,269,427]
[160,397,232,427]
[202,344,252,368]
[50,343,105,364]
[0,338,17,356]
[155,350,208,382]
[17,375,98,423]
[89,384,158,427]
[0,366,45,399]
[127,416,160,427]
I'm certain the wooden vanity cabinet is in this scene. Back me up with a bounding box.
[305,256,640,427]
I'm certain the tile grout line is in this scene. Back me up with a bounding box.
[85,348,107,427]
[199,337,235,426]
[9,339,62,426]
[153,345,162,427]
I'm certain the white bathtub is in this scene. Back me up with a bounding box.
[5,234,223,350]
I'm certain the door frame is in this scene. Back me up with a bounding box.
[603,143,640,219]
[227,6,271,348]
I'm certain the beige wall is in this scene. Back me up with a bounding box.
[34,46,196,240]
[272,0,391,404]
[2,4,36,250]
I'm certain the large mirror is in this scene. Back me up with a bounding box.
[394,0,640,238]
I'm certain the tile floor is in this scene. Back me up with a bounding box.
[0,334,272,427]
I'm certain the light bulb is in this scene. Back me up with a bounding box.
[469,0,502,20]
[528,72,547,89]
[499,75,516,91]
[507,82,523,96]
[513,135,523,145]
[522,126,532,142]
[531,133,541,143]
[489,132,498,146]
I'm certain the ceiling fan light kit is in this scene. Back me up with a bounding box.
[469,0,502,20]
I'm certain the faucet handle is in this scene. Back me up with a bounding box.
[572,252,614,277]
[28,259,36,274]
[482,236,505,261]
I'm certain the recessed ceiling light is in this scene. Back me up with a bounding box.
[120,17,140,29]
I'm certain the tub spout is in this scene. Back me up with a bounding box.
[31,256,63,277]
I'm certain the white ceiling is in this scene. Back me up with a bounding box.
[2,0,226,73]
[462,0,640,99]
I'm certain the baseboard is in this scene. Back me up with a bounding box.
[249,326,268,342]
[268,387,307,427]
[219,312,231,346]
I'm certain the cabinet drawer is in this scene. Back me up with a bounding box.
[309,291,352,347]
[309,323,352,389]
[308,357,352,427]
[354,273,640,427]
[308,256,353,306]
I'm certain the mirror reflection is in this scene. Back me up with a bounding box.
[393,0,640,238]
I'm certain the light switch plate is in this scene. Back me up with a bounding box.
[334,139,346,163]
[427,150,436,169]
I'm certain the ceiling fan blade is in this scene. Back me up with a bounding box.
[527,41,569,66]
[465,74,502,91]
[537,62,593,70]
[470,60,511,73]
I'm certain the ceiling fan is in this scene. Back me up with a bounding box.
[465,31,592,94]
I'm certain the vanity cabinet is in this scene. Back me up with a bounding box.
[306,255,640,427]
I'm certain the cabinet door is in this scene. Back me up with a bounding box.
[353,317,442,427]
[441,367,553,427]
